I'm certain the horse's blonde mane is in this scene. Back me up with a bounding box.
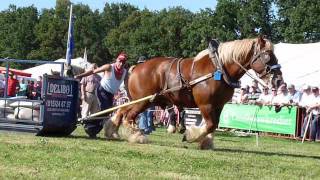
[194,49,210,61]
[194,38,274,65]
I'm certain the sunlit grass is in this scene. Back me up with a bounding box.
[0,127,319,179]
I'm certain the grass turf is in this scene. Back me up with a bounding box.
[0,127,319,179]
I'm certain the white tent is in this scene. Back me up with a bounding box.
[23,57,89,78]
[241,42,320,89]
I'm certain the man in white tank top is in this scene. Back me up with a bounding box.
[76,53,128,138]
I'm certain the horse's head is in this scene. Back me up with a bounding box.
[249,36,283,88]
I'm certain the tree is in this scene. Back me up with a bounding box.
[214,0,240,41]
[30,0,71,60]
[0,5,39,68]
[180,8,216,57]
[275,0,320,43]
[236,0,274,39]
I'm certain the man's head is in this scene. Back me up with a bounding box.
[271,88,277,95]
[115,53,127,69]
[287,84,295,94]
[302,85,311,94]
[240,87,247,94]
[262,87,269,94]
[9,72,14,78]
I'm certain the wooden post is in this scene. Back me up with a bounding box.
[302,113,312,143]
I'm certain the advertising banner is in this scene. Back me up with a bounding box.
[219,104,297,135]
[40,75,79,135]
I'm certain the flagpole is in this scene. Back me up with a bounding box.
[66,4,73,66]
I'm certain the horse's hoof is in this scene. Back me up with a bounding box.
[167,125,176,134]
[128,132,149,144]
[182,134,187,142]
[199,136,214,150]
[106,132,120,141]
[179,127,186,134]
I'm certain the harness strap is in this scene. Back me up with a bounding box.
[163,58,178,91]
[208,42,240,88]
[176,58,191,89]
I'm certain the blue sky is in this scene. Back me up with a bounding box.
[0,0,217,12]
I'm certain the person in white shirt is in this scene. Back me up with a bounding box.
[235,87,248,104]
[270,88,278,104]
[299,85,312,108]
[301,87,320,141]
[256,87,272,105]
[273,84,290,105]
[287,84,301,105]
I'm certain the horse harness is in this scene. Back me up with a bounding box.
[160,39,240,96]
[162,58,191,94]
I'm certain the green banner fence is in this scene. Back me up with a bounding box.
[219,104,297,135]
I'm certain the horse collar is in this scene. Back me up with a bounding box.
[208,42,240,89]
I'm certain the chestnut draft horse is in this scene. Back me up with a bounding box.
[104,36,283,149]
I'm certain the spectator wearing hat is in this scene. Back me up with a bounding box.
[256,87,272,105]
[287,84,301,105]
[299,85,312,108]
[75,53,128,138]
[273,84,290,106]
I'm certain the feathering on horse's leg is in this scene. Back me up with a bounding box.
[104,109,124,140]
[183,105,219,150]
[197,107,222,150]
[118,103,149,144]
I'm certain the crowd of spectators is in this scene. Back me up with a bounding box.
[0,73,42,99]
[232,80,320,141]
[232,80,319,109]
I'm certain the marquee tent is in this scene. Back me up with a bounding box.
[23,57,89,78]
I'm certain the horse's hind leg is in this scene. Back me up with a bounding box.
[183,105,222,150]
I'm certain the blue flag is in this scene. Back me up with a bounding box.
[66,6,74,66]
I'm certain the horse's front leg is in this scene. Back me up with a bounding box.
[183,105,222,150]
[104,109,124,140]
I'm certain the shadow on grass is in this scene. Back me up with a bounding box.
[214,148,320,160]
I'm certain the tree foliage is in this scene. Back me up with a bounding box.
[0,0,318,68]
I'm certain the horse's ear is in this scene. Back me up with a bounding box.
[257,35,266,46]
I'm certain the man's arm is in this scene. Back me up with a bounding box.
[75,64,111,79]
[93,64,111,74]
[307,103,320,113]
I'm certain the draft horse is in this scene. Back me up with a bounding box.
[105,36,283,149]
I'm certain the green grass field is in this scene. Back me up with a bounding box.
[0,127,320,179]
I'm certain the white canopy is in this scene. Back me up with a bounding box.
[241,42,320,89]
[23,57,89,78]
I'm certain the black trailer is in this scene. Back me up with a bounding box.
[0,58,79,136]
